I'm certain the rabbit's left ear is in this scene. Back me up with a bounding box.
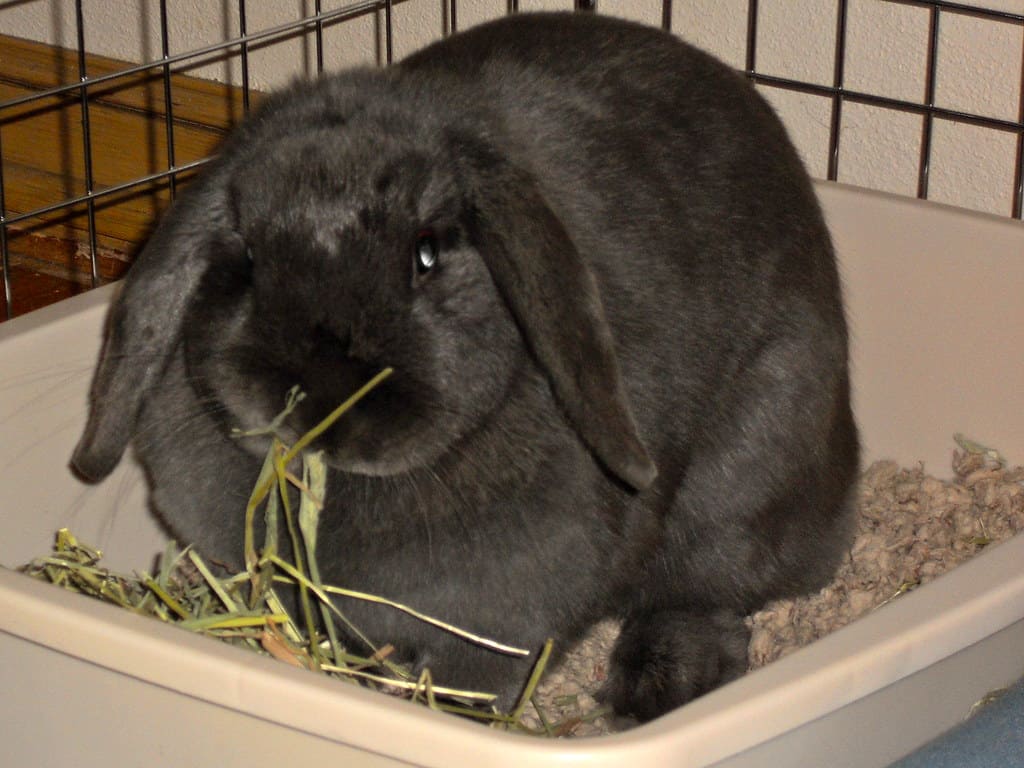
[457,139,658,491]
[72,167,234,482]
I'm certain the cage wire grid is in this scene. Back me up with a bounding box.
[0,0,1022,322]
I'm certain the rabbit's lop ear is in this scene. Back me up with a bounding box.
[460,141,658,491]
[72,171,233,481]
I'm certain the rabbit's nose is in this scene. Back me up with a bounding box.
[310,323,351,362]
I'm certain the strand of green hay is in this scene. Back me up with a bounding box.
[232,385,306,440]
[244,445,280,586]
[187,550,239,613]
[134,588,158,615]
[298,451,348,670]
[317,663,498,703]
[255,444,282,606]
[274,446,323,669]
[142,574,192,621]
[267,553,530,658]
[508,638,554,725]
[263,588,305,646]
[431,703,511,724]
[281,368,393,465]
[180,613,292,632]
[160,542,215,615]
[247,447,294,651]
[263,554,407,679]
[318,581,530,658]
[54,528,101,562]
[238,392,299,610]
[156,539,183,589]
[411,668,438,709]
[530,696,557,737]
[313,645,400,671]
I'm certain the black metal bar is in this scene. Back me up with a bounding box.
[880,0,1023,25]
[315,0,325,75]
[0,125,10,321]
[74,0,100,288]
[385,0,394,65]
[1015,43,1024,219]
[450,0,458,35]
[918,4,940,201]
[160,0,178,199]
[238,0,251,113]
[827,0,848,182]
[662,0,673,32]
[746,0,759,75]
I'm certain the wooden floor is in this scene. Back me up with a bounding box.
[1,34,251,321]
[0,263,89,318]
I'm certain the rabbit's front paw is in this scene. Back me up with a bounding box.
[601,609,749,722]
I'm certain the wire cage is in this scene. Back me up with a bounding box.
[0,0,1022,322]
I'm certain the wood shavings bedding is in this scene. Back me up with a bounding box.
[523,448,1024,737]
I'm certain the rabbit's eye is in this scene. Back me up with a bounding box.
[414,229,439,275]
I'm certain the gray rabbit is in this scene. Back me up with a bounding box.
[73,11,859,721]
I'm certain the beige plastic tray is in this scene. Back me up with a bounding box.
[2,182,1023,767]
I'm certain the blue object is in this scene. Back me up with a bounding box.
[890,677,1024,766]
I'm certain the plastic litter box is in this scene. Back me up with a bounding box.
[1,182,1023,767]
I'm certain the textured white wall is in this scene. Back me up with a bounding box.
[2,0,1022,217]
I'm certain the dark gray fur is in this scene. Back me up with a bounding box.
[72,12,859,721]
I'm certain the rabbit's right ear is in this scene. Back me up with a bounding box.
[72,171,234,481]
[453,135,658,491]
